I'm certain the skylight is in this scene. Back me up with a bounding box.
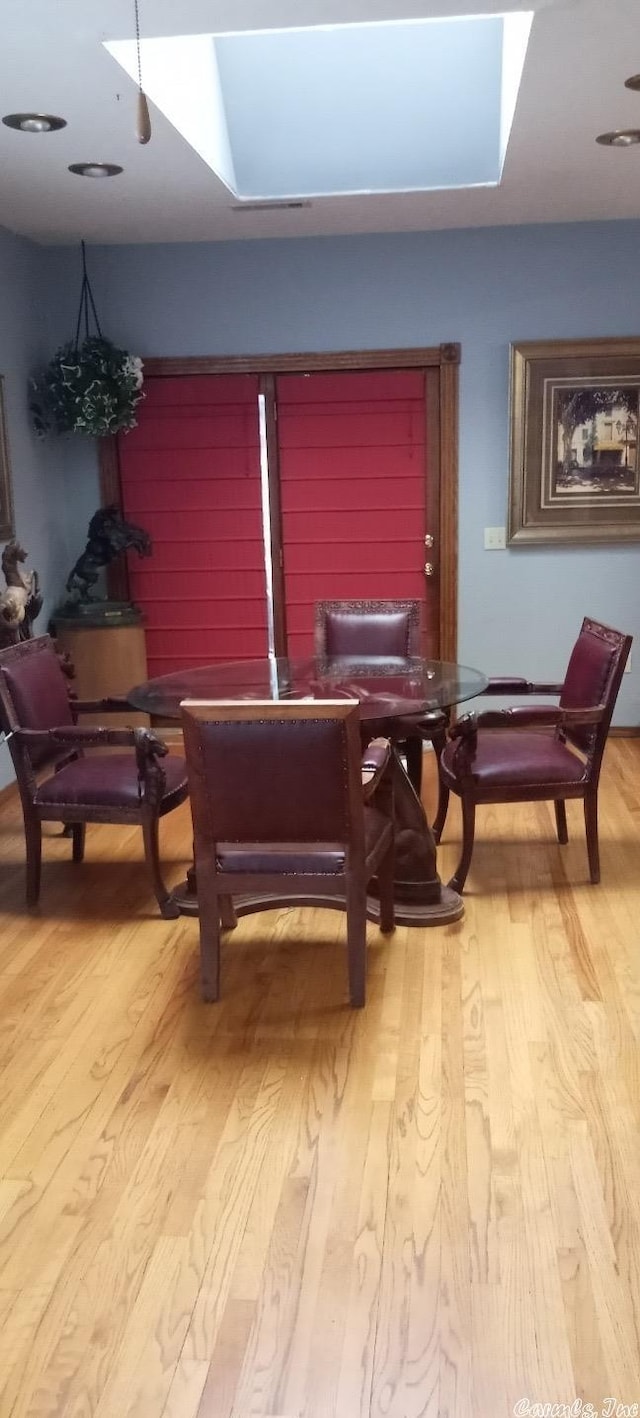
[105,13,533,201]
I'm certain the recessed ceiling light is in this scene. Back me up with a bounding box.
[624,74,640,91]
[68,162,123,178]
[595,129,640,146]
[2,112,67,133]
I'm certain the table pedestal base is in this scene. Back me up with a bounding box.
[169,747,464,927]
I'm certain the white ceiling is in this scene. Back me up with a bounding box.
[1,0,640,245]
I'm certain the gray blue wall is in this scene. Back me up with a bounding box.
[0,228,74,789]
[44,219,640,725]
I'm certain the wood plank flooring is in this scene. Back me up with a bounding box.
[0,742,639,1417]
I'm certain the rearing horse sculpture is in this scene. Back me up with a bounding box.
[0,540,43,646]
[66,505,152,603]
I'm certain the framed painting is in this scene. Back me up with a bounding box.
[0,377,15,542]
[508,337,640,544]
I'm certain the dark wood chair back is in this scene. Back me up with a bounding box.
[180,698,396,1006]
[183,698,365,852]
[0,636,75,775]
[314,599,420,658]
[559,616,629,764]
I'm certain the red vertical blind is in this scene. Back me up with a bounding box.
[277,369,428,658]
[117,374,267,676]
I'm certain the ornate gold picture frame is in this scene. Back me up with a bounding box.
[0,378,15,542]
[509,337,640,545]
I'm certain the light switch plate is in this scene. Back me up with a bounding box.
[484,526,506,550]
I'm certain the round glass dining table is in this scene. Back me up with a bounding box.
[128,655,487,926]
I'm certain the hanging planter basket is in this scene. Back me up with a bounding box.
[31,243,144,438]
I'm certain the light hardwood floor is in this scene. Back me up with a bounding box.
[0,743,639,1418]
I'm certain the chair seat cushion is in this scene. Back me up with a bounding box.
[35,753,188,810]
[216,806,392,876]
[440,730,587,791]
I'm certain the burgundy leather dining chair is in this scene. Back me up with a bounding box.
[314,598,448,805]
[0,635,188,916]
[181,698,395,1007]
[437,617,631,892]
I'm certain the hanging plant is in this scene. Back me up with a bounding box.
[30,243,144,438]
[31,338,143,438]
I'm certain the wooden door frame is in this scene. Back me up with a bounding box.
[99,343,460,660]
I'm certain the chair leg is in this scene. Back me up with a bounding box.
[25,817,42,907]
[376,841,396,937]
[403,736,423,797]
[432,783,450,845]
[220,895,237,931]
[199,889,222,1002]
[141,815,180,920]
[448,797,476,894]
[72,823,86,862]
[554,800,568,845]
[431,727,450,844]
[346,877,367,1008]
[584,791,600,884]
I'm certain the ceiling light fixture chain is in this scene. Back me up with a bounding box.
[134,0,151,145]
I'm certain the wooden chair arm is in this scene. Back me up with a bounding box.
[14,724,167,752]
[448,712,478,747]
[474,704,605,731]
[132,727,170,806]
[361,737,391,800]
[71,696,134,714]
[475,707,561,730]
[482,677,565,696]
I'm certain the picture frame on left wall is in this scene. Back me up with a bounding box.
[0,377,15,541]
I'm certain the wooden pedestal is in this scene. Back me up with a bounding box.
[54,620,149,727]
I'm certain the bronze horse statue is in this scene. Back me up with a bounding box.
[66,505,152,603]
